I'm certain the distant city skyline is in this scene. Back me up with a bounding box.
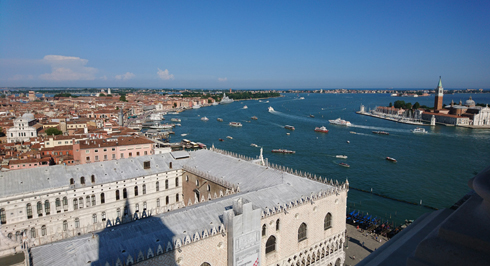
[1,1,489,89]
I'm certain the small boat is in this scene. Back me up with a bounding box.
[284,125,295,130]
[181,133,188,137]
[251,116,258,120]
[229,122,242,127]
[219,138,224,141]
[336,155,348,159]
[329,118,352,126]
[243,105,248,109]
[212,102,219,106]
[299,97,305,100]
[170,118,181,122]
[411,127,428,134]
[286,133,290,135]
[271,149,295,154]
[310,114,315,118]
[217,118,223,122]
[372,131,390,135]
[201,117,209,121]
[314,126,329,133]
[350,131,357,134]
[226,136,233,139]
[251,143,258,147]
[339,162,350,168]
[268,106,274,112]
[386,157,397,163]
[346,140,350,144]
[192,104,201,109]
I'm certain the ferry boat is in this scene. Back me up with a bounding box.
[217,118,223,122]
[372,131,389,135]
[284,125,295,130]
[229,122,242,127]
[201,116,209,121]
[251,116,258,120]
[150,124,174,129]
[411,127,428,134]
[386,157,397,163]
[329,118,352,126]
[314,126,329,133]
[170,118,181,122]
[339,162,350,168]
[336,155,348,159]
[271,149,295,154]
[268,106,274,112]
[220,93,234,104]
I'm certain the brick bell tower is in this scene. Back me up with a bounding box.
[434,76,444,111]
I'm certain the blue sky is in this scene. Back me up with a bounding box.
[1,0,489,89]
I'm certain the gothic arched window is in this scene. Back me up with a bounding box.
[266,235,276,254]
[298,223,307,242]
[324,213,332,230]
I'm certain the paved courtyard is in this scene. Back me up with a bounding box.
[344,223,389,266]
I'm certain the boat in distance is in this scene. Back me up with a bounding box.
[268,106,274,112]
[251,116,258,120]
[339,162,350,167]
[229,122,242,127]
[309,114,315,118]
[284,125,295,130]
[372,131,389,135]
[271,149,295,154]
[170,118,181,122]
[314,126,329,133]
[220,93,234,104]
[226,136,233,139]
[150,124,174,129]
[386,157,397,163]
[250,143,259,147]
[336,155,348,159]
[329,118,352,126]
[217,118,223,122]
[243,105,248,109]
[201,116,209,121]
[411,127,428,134]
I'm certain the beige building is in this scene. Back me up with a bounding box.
[0,148,348,266]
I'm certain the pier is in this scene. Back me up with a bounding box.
[356,110,428,126]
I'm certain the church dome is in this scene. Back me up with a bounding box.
[22,113,35,120]
[465,96,476,107]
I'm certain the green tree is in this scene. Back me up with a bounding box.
[45,127,62,136]
[394,100,406,109]
[119,95,127,102]
[413,102,420,109]
[388,102,392,107]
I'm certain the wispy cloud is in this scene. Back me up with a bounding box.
[157,68,174,80]
[218,77,227,82]
[8,74,34,81]
[39,55,97,81]
[115,72,135,80]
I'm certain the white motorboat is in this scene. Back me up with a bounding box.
[336,155,348,159]
[411,127,428,134]
[268,106,274,112]
[329,118,352,126]
[243,105,248,109]
[192,104,201,109]
[229,122,242,127]
[201,116,209,121]
[226,136,233,139]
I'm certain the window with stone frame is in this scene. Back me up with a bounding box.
[298,223,307,242]
[266,235,276,254]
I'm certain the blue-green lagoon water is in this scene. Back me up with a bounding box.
[166,93,490,225]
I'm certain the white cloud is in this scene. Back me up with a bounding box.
[157,68,174,80]
[115,72,135,80]
[39,55,97,81]
[218,77,227,82]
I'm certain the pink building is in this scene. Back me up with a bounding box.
[73,136,155,164]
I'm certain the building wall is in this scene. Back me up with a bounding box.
[260,190,347,266]
[182,171,229,205]
[473,107,490,126]
[74,143,154,164]
[0,168,183,249]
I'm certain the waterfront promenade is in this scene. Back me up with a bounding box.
[344,223,389,266]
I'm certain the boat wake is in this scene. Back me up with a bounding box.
[269,110,317,123]
[349,124,408,133]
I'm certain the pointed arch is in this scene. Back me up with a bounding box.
[266,235,276,254]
